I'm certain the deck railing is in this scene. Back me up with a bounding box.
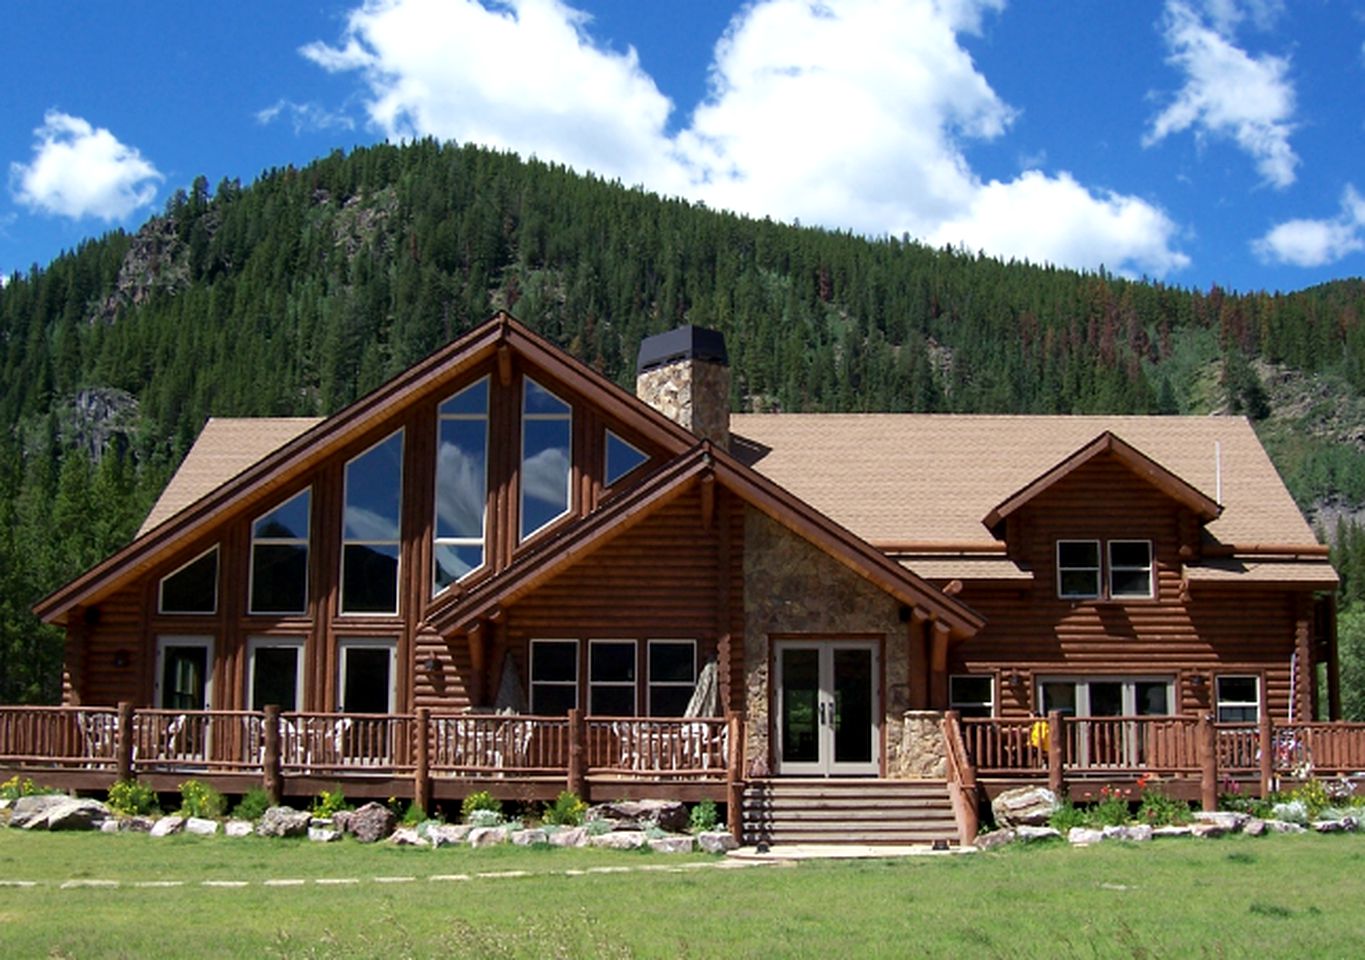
[583,716,730,777]
[0,706,119,771]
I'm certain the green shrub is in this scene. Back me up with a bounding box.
[311,790,350,818]
[1091,786,1131,827]
[232,787,272,821]
[1136,783,1192,826]
[461,790,501,823]
[107,779,158,816]
[1291,778,1331,819]
[401,803,428,827]
[543,791,587,827]
[1048,798,1090,832]
[177,779,226,819]
[0,775,62,800]
[688,799,719,833]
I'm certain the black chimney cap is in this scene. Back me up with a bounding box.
[637,325,728,374]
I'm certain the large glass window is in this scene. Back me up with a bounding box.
[1056,540,1100,599]
[530,640,578,714]
[435,378,489,592]
[1215,675,1260,723]
[341,430,404,615]
[248,637,304,711]
[338,639,396,714]
[605,430,648,486]
[648,640,696,717]
[159,546,218,615]
[1108,540,1154,598]
[521,378,571,540]
[589,640,637,716]
[1037,677,1174,717]
[250,489,310,615]
[156,636,213,710]
[949,675,995,718]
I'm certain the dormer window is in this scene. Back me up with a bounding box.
[1056,540,1101,599]
[1057,539,1154,600]
[521,378,571,540]
[605,430,648,486]
[1108,541,1153,598]
[435,378,489,592]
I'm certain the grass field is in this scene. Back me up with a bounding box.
[1,831,1362,958]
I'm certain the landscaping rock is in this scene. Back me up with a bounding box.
[225,820,254,838]
[1312,818,1357,834]
[150,816,185,837]
[345,802,396,843]
[1099,824,1152,842]
[185,817,219,836]
[256,806,311,838]
[330,810,353,834]
[120,816,154,833]
[1152,825,1192,838]
[589,830,648,850]
[389,827,427,846]
[1243,818,1268,837]
[547,826,588,848]
[1263,819,1307,834]
[100,819,121,834]
[1016,825,1062,842]
[31,798,110,831]
[1193,811,1248,833]
[974,828,1017,850]
[511,828,548,847]
[9,795,68,828]
[991,787,1059,828]
[427,824,472,847]
[650,835,696,854]
[696,830,738,854]
[586,799,689,833]
[310,817,334,830]
[468,826,510,848]
[1067,827,1104,845]
[1190,822,1228,839]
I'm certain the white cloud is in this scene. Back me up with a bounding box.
[1198,0,1284,34]
[303,0,1189,277]
[1146,2,1298,188]
[1253,186,1365,267]
[256,99,357,135]
[9,110,162,221]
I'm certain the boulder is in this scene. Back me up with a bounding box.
[330,810,353,834]
[99,819,120,834]
[1243,818,1267,837]
[427,824,473,848]
[150,816,185,837]
[1015,825,1062,842]
[185,817,219,836]
[1190,822,1228,839]
[589,830,648,850]
[586,799,688,834]
[991,787,1059,828]
[224,820,254,838]
[120,816,155,833]
[1152,825,1192,838]
[649,835,696,854]
[696,830,738,854]
[345,802,396,844]
[1312,818,1356,834]
[1193,811,1248,832]
[974,828,1017,850]
[256,806,311,838]
[10,795,73,829]
[309,827,341,843]
[1263,819,1307,834]
[389,827,427,846]
[28,798,111,831]
[547,826,588,848]
[1067,827,1104,845]
[468,826,510,848]
[511,828,548,847]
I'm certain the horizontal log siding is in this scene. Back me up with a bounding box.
[952,455,1302,719]
[73,585,149,706]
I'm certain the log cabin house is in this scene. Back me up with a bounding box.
[12,312,1352,844]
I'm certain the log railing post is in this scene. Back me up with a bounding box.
[726,710,745,843]
[262,705,282,805]
[1258,713,1274,797]
[567,708,585,799]
[115,701,134,782]
[1197,711,1218,811]
[414,708,431,813]
[1047,710,1064,796]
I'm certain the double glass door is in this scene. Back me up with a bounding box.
[776,641,879,775]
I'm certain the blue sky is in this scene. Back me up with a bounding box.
[3,0,1363,295]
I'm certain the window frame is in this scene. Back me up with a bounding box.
[246,635,306,712]
[154,634,215,710]
[1034,675,1176,717]
[588,639,637,717]
[1214,674,1261,723]
[248,487,311,617]
[157,545,219,616]
[530,639,579,715]
[434,376,490,595]
[519,377,573,542]
[647,639,697,717]
[1108,539,1154,600]
[339,429,404,617]
[949,674,995,718]
[336,637,398,715]
[1056,539,1102,600]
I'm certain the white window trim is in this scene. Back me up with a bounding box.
[248,487,311,616]
[246,636,306,712]
[434,376,490,594]
[154,635,215,710]
[530,638,579,714]
[949,673,995,717]
[647,639,697,717]
[1056,539,1101,599]
[1215,674,1261,723]
[520,377,573,542]
[1035,675,1176,716]
[1108,539,1154,600]
[587,638,637,717]
[336,638,398,714]
[157,545,219,616]
[605,429,648,486]
[340,429,404,617]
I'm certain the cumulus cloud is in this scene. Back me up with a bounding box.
[1146,1,1298,188]
[256,99,357,135]
[1253,186,1365,267]
[302,0,1189,277]
[9,110,162,221]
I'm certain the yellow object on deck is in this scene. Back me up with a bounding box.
[1029,719,1050,752]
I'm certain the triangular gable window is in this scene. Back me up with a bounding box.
[158,546,219,615]
[605,430,647,486]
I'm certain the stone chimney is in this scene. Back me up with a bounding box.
[636,325,730,450]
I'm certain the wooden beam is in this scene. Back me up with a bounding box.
[930,621,950,709]
[467,622,488,707]
[700,474,716,530]
[497,344,513,387]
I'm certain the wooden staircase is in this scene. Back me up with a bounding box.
[741,778,961,846]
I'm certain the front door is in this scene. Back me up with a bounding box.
[775,640,879,775]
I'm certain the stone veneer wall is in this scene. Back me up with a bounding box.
[635,358,730,448]
[743,509,918,777]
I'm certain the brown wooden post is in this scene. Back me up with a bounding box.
[1258,712,1273,798]
[262,705,282,805]
[1197,711,1218,811]
[725,711,745,842]
[567,708,585,798]
[115,701,134,782]
[1047,710,1064,796]
[413,707,431,813]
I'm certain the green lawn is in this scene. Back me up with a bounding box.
[1,831,1362,958]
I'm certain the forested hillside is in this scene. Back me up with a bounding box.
[4,139,1365,705]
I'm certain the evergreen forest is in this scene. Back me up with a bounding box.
[4,139,1365,709]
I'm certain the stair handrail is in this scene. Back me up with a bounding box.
[941,709,980,847]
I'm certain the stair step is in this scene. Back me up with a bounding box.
[740,778,961,846]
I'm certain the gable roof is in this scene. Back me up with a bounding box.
[982,430,1222,533]
[36,313,701,625]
